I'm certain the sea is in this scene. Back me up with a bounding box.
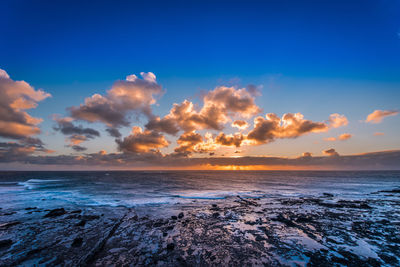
[1,171,399,211]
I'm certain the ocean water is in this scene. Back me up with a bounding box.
[0,171,399,210]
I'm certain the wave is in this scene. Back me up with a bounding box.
[17,179,62,190]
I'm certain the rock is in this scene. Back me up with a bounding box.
[178,212,184,219]
[0,221,20,229]
[255,235,264,241]
[273,214,296,227]
[71,237,83,247]
[171,215,177,220]
[166,243,175,250]
[212,212,220,218]
[44,208,66,218]
[378,253,399,265]
[2,211,16,216]
[0,239,12,248]
[163,232,168,237]
[66,214,80,219]
[212,204,218,208]
[76,220,86,227]
[378,188,400,194]
[296,215,313,223]
[81,215,100,220]
[70,210,82,214]
[322,193,334,197]
[379,219,390,224]
[359,203,372,209]
[153,220,166,227]
[25,207,37,210]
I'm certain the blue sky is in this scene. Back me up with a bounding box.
[0,0,399,169]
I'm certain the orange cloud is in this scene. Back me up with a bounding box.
[117,127,169,154]
[69,72,163,127]
[324,133,352,142]
[366,110,399,123]
[215,132,244,147]
[0,69,51,139]
[328,113,348,128]
[231,120,249,130]
[173,131,204,157]
[68,135,87,145]
[146,86,261,134]
[338,133,352,140]
[323,148,339,157]
[247,113,329,144]
[374,132,385,136]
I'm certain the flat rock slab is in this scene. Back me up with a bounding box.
[0,192,399,266]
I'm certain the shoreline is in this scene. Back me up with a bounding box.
[0,190,399,266]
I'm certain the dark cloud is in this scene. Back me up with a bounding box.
[53,116,100,137]
[53,116,100,151]
[106,128,122,138]
[145,116,180,135]
[71,145,87,152]
[1,150,399,171]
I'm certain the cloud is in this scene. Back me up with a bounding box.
[69,72,163,127]
[338,133,352,141]
[116,127,169,154]
[53,116,100,137]
[328,113,348,128]
[323,148,339,157]
[215,132,244,147]
[173,131,204,157]
[0,69,51,139]
[173,132,218,157]
[231,120,249,130]
[247,113,329,144]
[106,128,122,138]
[365,110,399,124]
[53,116,100,151]
[2,149,400,171]
[0,136,53,162]
[67,134,87,145]
[71,145,87,152]
[324,133,352,142]
[145,116,180,135]
[301,152,312,158]
[146,86,261,134]
[374,132,384,136]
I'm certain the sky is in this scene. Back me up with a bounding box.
[0,0,399,170]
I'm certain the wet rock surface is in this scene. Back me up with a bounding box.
[0,191,399,266]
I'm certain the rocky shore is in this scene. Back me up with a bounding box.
[0,189,399,266]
